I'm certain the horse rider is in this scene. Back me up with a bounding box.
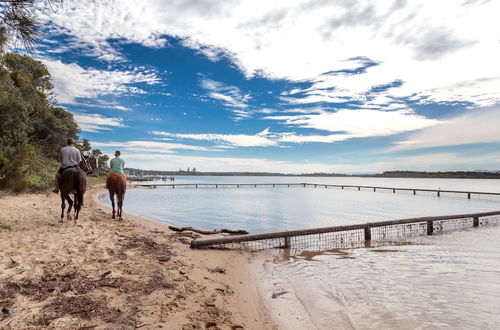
[53,138,82,193]
[110,150,125,174]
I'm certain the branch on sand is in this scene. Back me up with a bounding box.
[168,226,248,235]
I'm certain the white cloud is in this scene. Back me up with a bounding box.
[199,78,251,119]
[43,59,160,104]
[92,140,220,154]
[150,128,277,147]
[391,107,500,151]
[115,150,500,174]
[73,114,125,133]
[39,0,500,109]
[266,109,439,139]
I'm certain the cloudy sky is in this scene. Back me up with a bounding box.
[35,0,500,173]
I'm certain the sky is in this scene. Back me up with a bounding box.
[33,0,500,173]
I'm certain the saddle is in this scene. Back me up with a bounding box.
[58,164,79,175]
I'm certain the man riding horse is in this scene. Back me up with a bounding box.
[53,138,82,193]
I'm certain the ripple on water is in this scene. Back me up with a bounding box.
[264,226,500,329]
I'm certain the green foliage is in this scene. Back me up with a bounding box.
[0,52,78,192]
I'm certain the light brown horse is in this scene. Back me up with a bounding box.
[106,173,127,220]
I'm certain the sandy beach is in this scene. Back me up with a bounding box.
[0,184,274,329]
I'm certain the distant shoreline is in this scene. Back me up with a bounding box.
[125,169,500,180]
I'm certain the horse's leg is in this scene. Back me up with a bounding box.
[110,191,116,219]
[117,195,123,220]
[66,195,73,221]
[73,193,79,223]
[60,194,65,223]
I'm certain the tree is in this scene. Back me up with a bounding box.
[0,0,64,52]
[76,138,91,157]
[98,154,109,173]
[0,52,77,191]
[89,149,102,176]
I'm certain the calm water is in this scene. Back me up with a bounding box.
[101,176,500,329]
[121,176,500,233]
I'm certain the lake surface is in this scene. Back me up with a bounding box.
[121,176,500,233]
[101,176,500,329]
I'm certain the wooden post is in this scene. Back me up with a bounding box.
[473,216,479,227]
[287,184,290,187]
[196,185,198,188]
[374,187,376,192]
[284,236,291,248]
[437,191,440,197]
[325,185,327,188]
[255,184,257,187]
[342,186,344,189]
[216,184,218,188]
[273,184,275,187]
[393,189,395,193]
[358,186,360,191]
[364,226,371,241]
[413,190,416,195]
[427,220,433,235]
[314,184,317,188]
[468,193,471,199]
[303,183,306,187]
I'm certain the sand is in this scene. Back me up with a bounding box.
[0,184,275,329]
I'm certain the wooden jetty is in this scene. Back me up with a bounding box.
[134,182,500,199]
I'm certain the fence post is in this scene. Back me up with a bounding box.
[364,225,372,241]
[427,220,434,235]
[358,186,360,191]
[342,186,344,189]
[284,236,291,248]
[437,191,440,197]
[393,189,395,193]
[413,190,416,195]
[374,187,376,192]
[468,193,471,199]
[473,216,479,227]
[303,183,306,187]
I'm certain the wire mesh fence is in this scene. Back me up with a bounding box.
[191,211,500,252]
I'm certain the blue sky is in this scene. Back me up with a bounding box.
[33,0,500,173]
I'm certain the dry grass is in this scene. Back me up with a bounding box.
[0,223,11,231]
[86,175,107,187]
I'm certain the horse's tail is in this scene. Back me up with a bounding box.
[74,170,84,209]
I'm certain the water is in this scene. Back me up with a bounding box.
[101,176,500,329]
[121,176,500,233]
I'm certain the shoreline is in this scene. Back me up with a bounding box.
[0,184,275,329]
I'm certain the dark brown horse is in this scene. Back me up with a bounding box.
[106,173,127,219]
[59,164,87,223]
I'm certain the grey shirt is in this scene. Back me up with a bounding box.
[58,146,82,167]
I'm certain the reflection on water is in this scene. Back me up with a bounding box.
[262,226,500,329]
[279,241,416,262]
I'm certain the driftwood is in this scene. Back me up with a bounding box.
[168,225,248,235]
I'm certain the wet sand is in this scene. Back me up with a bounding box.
[0,184,274,329]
